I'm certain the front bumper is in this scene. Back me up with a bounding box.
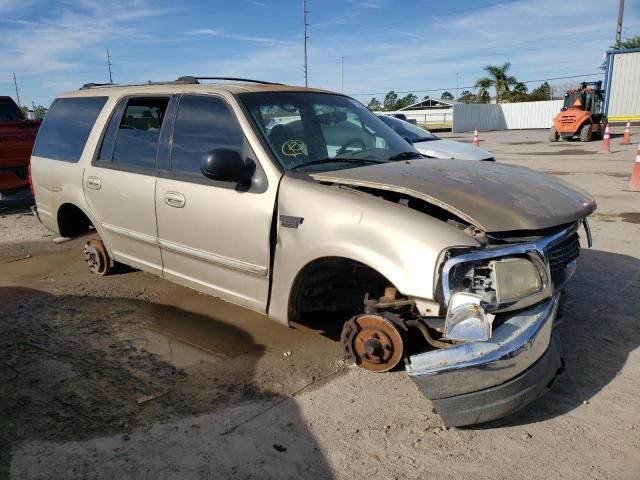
[406,294,562,426]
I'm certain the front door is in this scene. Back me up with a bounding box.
[155,94,276,313]
[84,96,170,275]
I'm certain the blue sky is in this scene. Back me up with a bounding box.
[0,0,638,107]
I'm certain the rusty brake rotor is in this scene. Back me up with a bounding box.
[84,239,111,276]
[341,314,405,372]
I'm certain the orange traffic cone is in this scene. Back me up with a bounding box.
[621,121,631,145]
[628,144,640,192]
[473,128,480,147]
[600,124,611,153]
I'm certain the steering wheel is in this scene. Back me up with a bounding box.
[336,138,366,156]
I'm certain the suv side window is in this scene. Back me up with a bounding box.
[97,97,169,170]
[33,96,108,162]
[171,95,243,175]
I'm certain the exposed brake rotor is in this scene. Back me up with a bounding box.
[84,239,111,276]
[341,314,406,372]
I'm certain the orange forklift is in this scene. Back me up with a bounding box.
[549,81,606,142]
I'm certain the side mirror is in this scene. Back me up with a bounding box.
[403,137,414,145]
[201,149,248,183]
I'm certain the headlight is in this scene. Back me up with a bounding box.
[444,292,492,342]
[490,258,542,303]
[445,254,546,310]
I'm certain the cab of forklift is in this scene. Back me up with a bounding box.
[561,81,604,122]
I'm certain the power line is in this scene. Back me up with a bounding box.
[349,72,603,97]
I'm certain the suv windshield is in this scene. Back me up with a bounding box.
[239,92,418,172]
[377,115,439,143]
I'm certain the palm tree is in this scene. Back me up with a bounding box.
[600,36,640,69]
[475,62,518,104]
[612,35,640,50]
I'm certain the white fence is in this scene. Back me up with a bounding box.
[452,100,563,132]
[375,108,453,128]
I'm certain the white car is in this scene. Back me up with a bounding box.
[378,115,495,161]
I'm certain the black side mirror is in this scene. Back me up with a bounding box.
[201,149,248,183]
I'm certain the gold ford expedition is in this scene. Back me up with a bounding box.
[30,77,596,426]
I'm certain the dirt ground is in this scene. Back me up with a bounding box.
[1,129,639,479]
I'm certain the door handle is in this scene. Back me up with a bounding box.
[86,176,102,190]
[164,191,186,208]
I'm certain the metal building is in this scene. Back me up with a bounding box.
[603,48,640,125]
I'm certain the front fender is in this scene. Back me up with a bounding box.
[267,175,479,325]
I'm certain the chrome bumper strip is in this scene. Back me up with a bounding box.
[406,294,560,399]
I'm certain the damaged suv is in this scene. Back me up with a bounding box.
[31,77,595,427]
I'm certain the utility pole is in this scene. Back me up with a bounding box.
[12,73,21,107]
[303,0,309,87]
[340,56,344,93]
[107,49,114,84]
[615,0,624,47]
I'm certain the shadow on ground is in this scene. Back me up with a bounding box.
[1,288,334,479]
[508,248,640,425]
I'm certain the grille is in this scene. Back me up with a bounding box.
[547,233,580,281]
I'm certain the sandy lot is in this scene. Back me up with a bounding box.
[1,129,639,479]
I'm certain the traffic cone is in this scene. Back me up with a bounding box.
[621,121,631,145]
[473,128,480,147]
[628,144,640,192]
[600,124,611,153]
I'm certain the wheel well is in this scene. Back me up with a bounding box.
[288,257,393,323]
[57,203,93,237]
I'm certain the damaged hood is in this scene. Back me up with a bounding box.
[311,159,596,232]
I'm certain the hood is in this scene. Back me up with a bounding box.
[413,139,493,161]
[311,159,596,233]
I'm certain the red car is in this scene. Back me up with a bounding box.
[0,96,41,198]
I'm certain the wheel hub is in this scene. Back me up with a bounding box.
[341,314,405,372]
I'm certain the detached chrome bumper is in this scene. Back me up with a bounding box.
[407,295,562,426]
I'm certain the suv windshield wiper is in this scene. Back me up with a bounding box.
[386,151,424,161]
[290,158,383,171]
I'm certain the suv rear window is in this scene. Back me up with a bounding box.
[33,96,108,162]
[97,97,169,171]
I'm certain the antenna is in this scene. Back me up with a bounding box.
[340,56,344,93]
[303,0,309,87]
[12,72,21,107]
[107,49,114,84]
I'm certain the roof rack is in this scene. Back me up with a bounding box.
[80,76,283,90]
[176,76,283,85]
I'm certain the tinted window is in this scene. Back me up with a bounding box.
[0,98,24,120]
[110,97,169,169]
[171,95,243,175]
[33,97,108,162]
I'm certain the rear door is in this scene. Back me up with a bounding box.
[155,94,276,312]
[84,96,172,275]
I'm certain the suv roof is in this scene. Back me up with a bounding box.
[60,76,334,99]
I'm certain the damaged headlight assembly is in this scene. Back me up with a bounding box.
[442,254,549,342]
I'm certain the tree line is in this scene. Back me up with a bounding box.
[367,62,554,111]
[20,105,47,119]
